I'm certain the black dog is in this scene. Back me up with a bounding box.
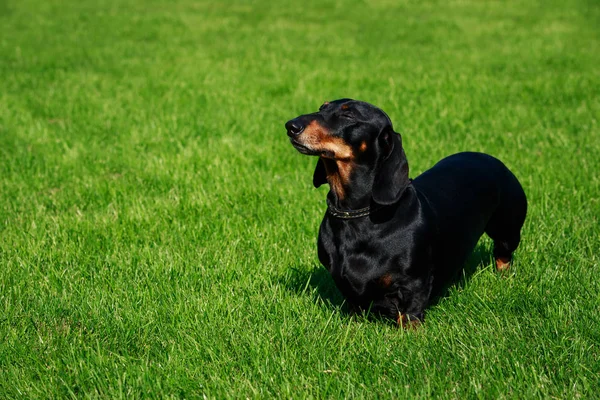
[285,99,527,327]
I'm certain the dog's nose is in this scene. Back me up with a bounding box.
[285,119,304,136]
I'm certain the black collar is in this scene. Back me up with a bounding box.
[326,199,380,219]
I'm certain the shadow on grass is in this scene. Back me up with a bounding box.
[282,242,495,319]
[427,242,495,309]
[281,264,347,311]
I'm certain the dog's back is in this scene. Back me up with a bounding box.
[413,152,527,293]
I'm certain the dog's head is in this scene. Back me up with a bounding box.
[285,99,410,205]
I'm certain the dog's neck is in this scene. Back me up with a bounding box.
[322,159,374,210]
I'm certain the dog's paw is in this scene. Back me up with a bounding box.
[397,313,422,330]
[495,257,511,271]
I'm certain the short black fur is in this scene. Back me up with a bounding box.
[285,99,527,324]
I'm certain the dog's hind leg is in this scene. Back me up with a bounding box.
[490,233,520,271]
[485,181,527,271]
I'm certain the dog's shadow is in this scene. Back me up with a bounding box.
[427,242,496,309]
[282,242,495,316]
[281,263,348,312]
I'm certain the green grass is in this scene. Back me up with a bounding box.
[1,0,599,397]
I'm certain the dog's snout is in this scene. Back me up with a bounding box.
[285,119,304,137]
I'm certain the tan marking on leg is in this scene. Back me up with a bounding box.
[397,313,421,330]
[379,273,393,288]
[496,257,511,271]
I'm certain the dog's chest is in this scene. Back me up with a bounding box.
[317,221,395,302]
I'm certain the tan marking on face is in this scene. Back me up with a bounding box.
[341,104,349,110]
[495,257,511,271]
[298,120,355,200]
[359,141,367,152]
[379,273,393,288]
[322,158,354,200]
[302,120,353,160]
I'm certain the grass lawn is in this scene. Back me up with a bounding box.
[1,0,599,397]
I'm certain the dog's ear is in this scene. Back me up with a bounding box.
[313,157,328,188]
[372,131,410,205]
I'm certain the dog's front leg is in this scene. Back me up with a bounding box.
[396,279,431,329]
[397,313,423,329]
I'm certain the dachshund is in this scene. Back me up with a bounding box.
[285,99,527,327]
